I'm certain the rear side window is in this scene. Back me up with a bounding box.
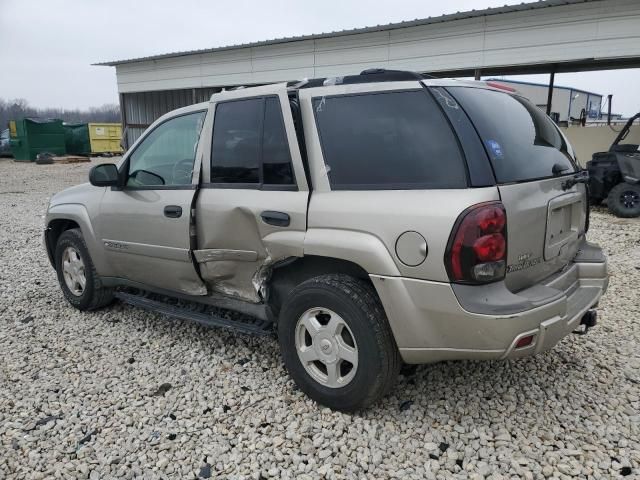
[211,96,295,186]
[262,97,295,185]
[312,90,467,189]
[211,98,261,183]
[447,87,577,183]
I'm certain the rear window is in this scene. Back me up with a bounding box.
[312,90,467,189]
[447,87,577,183]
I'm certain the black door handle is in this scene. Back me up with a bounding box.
[261,210,290,227]
[164,205,182,218]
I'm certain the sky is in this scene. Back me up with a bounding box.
[1,0,639,115]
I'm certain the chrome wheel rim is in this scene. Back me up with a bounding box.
[295,307,358,388]
[62,246,86,296]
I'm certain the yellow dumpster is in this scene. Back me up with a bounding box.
[88,123,123,154]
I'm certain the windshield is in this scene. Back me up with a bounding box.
[447,87,578,183]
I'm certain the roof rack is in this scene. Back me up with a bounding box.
[288,68,434,90]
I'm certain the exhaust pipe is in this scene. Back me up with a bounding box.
[573,309,597,335]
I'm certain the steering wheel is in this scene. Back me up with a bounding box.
[172,158,194,185]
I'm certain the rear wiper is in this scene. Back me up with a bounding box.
[561,170,589,191]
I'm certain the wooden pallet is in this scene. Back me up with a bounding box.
[51,155,90,164]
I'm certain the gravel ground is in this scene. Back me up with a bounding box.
[0,157,639,480]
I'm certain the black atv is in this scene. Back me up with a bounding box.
[587,112,640,218]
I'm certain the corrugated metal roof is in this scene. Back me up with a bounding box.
[94,0,601,66]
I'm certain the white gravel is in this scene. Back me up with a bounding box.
[0,157,638,479]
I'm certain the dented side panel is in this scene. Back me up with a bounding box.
[193,83,309,303]
[194,189,308,302]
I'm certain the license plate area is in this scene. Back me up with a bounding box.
[545,192,583,260]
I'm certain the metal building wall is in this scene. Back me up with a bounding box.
[109,0,640,147]
[121,87,221,146]
[497,82,571,121]
[489,81,603,122]
[568,92,603,120]
[108,0,640,94]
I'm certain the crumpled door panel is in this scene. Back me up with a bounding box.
[194,188,307,302]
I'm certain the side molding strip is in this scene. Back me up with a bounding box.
[193,249,259,263]
[102,239,191,262]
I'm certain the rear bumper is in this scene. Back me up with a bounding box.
[371,242,608,364]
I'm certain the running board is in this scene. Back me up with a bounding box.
[114,291,273,336]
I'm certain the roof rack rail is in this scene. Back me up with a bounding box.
[360,68,434,80]
[289,68,433,90]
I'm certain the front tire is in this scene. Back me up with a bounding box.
[54,228,113,311]
[607,182,640,218]
[278,274,401,411]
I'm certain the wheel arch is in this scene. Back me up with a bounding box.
[266,229,400,319]
[303,228,400,276]
[45,204,108,274]
[45,218,80,266]
[268,255,377,319]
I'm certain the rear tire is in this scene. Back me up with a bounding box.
[54,228,114,311]
[607,182,640,218]
[278,274,401,411]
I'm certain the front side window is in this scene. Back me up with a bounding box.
[447,87,578,183]
[312,90,467,189]
[211,96,295,186]
[127,111,206,187]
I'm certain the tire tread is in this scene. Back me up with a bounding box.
[607,182,640,218]
[280,274,401,411]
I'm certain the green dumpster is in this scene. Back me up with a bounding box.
[9,118,66,161]
[63,123,91,155]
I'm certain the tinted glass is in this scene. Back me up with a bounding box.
[430,87,495,187]
[262,97,294,185]
[313,90,467,189]
[447,87,577,183]
[127,111,205,187]
[211,98,262,183]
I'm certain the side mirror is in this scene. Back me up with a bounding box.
[89,163,119,187]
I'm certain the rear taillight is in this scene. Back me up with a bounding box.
[445,202,507,284]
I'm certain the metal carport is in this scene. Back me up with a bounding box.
[95,0,640,145]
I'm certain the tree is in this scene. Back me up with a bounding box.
[0,98,121,131]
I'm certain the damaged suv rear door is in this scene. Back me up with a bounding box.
[194,84,309,302]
